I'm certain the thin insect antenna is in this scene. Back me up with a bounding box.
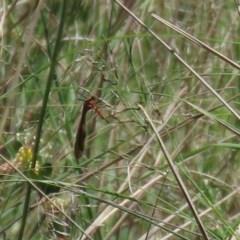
[93,106,107,121]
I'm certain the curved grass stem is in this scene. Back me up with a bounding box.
[17,1,67,239]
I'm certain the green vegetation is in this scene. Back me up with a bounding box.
[1,1,240,239]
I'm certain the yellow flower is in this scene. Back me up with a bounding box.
[0,145,34,175]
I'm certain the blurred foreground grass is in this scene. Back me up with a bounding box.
[1,1,240,239]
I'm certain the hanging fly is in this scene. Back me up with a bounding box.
[74,96,104,161]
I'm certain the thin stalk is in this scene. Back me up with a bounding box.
[139,104,209,240]
[151,13,240,71]
[114,0,240,122]
[1,155,89,238]
[17,1,67,239]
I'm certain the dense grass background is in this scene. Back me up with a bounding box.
[1,1,240,239]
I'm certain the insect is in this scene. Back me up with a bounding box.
[74,96,104,161]
[74,94,139,162]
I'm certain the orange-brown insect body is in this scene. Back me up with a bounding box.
[74,96,103,161]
